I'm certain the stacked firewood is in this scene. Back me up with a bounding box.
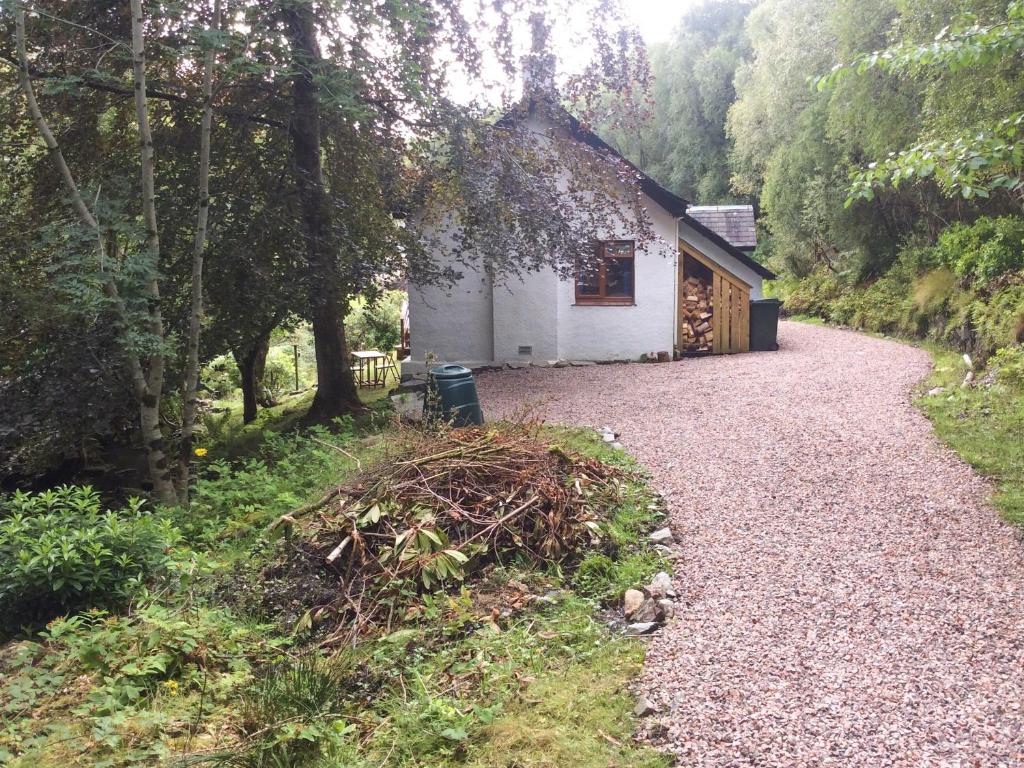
[679,275,714,352]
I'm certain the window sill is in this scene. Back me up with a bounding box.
[573,299,636,307]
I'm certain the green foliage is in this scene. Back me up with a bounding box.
[1,602,279,766]
[223,656,356,768]
[344,290,405,353]
[41,605,257,717]
[776,226,1024,361]
[913,268,958,313]
[769,269,843,318]
[992,346,1024,389]
[179,419,368,544]
[599,0,752,203]
[0,487,181,635]
[935,216,1024,285]
[821,1,1024,202]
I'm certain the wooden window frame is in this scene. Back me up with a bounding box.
[574,240,635,306]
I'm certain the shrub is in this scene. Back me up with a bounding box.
[771,268,843,317]
[992,346,1024,390]
[913,268,957,314]
[936,216,1024,287]
[0,486,180,635]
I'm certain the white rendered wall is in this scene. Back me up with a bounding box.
[408,266,493,369]
[492,268,559,362]
[678,220,765,299]
[553,193,677,360]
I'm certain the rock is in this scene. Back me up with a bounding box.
[649,527,674,545]
[602,432,616,443]
[611,441,624,450]
[657,599,675,619]
[963,353,974,370]
[505,360,530,369]
[623,589,646,620]
[926,386,945,396]
[630,596,661,624]
[569,360,596,366]
[962,370,975,388]
[625,621,658,636]
[654,544,674,556]
[633,696,659,717]
[553,359,571,368]
[647,571,675,599]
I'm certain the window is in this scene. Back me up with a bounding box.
[575,241,635,305]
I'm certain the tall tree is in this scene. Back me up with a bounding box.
[599,0,753,203]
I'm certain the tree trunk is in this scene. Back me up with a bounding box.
[130,0,177,506]
[234,331,271,424]
[283,2,362,422]
[177,0,221,501]
[16,5,176,506]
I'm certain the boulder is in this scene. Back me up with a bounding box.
[647,571,675,599]
[657,599,675,619]
[649,527,674,545]
[622,589,646,620]
[630,596,661,624]
[633,697,659,717]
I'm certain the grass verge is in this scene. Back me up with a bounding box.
[916,347,1024,528]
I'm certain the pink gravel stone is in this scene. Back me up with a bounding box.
[476,321,1024,766]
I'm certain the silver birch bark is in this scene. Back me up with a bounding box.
[176,0,222,500]
[15,4,178,506]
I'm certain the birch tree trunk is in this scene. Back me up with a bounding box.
[176,0,222,501]
[129,0,178,506]
[15,5,177,506]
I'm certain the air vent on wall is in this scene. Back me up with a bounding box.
[518,345,533,356]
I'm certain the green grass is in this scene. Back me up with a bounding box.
[916,348,1024,527]
[0,422,669,768]
[782,313,826,326]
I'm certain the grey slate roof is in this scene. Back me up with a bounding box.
[686,205,757,251]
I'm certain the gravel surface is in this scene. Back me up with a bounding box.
[476,321,1024,766]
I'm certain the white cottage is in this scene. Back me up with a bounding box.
[404,107,775,374]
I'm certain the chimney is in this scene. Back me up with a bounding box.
[522,13,556,100]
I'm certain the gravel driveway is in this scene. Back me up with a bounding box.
[476,320,1024,766]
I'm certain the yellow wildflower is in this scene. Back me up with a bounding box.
[194,447,208,457]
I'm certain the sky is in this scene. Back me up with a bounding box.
[620,0,694,44]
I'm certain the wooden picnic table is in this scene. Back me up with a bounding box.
[351,350,398,388]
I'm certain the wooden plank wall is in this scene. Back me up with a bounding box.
[680,244,751,355]
[708,271,749,354]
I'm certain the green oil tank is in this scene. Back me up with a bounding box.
[424,364,484,427]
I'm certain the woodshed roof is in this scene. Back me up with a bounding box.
[687,205,758,252]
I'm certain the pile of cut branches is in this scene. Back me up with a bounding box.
[271,422,627,638]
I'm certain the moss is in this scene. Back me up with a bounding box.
[462,639,670,768]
